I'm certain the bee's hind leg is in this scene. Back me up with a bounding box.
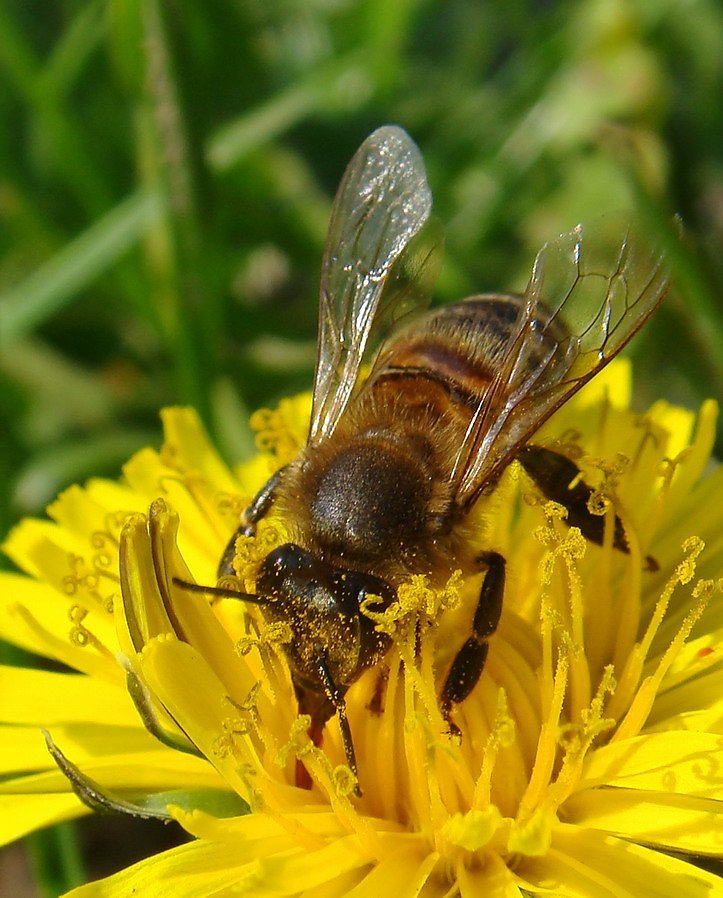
[517,445,629,551]
[440,550,505,734]
[517,445,657,570]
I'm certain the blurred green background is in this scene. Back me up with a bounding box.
[1,0,722,893]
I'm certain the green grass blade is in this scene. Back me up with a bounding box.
[208,52,369,171]
[0,190,164,346]
[39,1,107,98]
[25,823,85,898]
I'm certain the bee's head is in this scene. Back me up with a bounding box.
[255,543,395,688]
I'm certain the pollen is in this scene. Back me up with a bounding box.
[362,571,463,640]
[235,620,292,656]
[276,715,314,767]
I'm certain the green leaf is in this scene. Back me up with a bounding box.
[44,729,248,822]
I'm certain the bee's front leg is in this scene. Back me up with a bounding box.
[217,466,287,579]
[294,654,360,797]
[313,654,360,796]
[440,550,505,732]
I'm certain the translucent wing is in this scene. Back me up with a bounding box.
[309,126,436,445]
[452,215,670,510]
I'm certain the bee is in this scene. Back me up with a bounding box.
[178,126,669,794]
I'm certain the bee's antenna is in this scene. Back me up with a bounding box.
[172,577,268,606]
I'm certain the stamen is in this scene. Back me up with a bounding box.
[249,401,305,463]
[613,582,711,742]
[545,668,616,809]
[519,654,568,815]
[607,536,705,722]
[64,604,116,661]
[473,689,514,809]
[610,502,644,672]
[232,521,286,586]
[213,716,250,758]
[275,715,314,770]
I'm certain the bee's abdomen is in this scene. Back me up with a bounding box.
[371,294,526,412]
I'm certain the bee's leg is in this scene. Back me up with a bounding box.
[517,445,656,569]
[440,550,505,732]
[243,466,288,535]
[312,654,361,797]
[217,466,287,578]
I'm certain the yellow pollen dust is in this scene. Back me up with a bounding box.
[213,717,250,759]
[441,806,503,852]
[276,715,314,767]
[362,571,463,643]
[249,401,306,463]
[331,764,358,798]
[231,521,287,588]
[235,620,292,657]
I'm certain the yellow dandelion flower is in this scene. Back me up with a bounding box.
[3,359,722,897]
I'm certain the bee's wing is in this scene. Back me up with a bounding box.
[309,126,439,445]
[452,216,670,510]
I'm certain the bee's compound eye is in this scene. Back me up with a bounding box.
[266,543,307,571]
[260,543,318,589]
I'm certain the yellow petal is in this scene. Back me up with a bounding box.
[159,407,238,496]
[46,484,139,548]
[120,507,274,719]
[0,574,119,679]
[83,477,148,517]
[236,836,374,896]
[661,399,718,520]
[519,825,723,897]
[0,666,136,726]
[0,748,221,797]
[647,704,723,738]
[62,831,372,898]
[646,399,696,461]
[0,793,88,845]
[0,745,225,846]
[146,502,251,694]
[458,852,523,898]
[554,357,632,418]
[3,516,82,579]
[117,512,176,653]
[62,839,269,897]
[564,788,723,855]
[2,515,119,653]
[0,724,154,775]
[341,847,437,898]
[121,421,230,580]
[138,636,285,799]
[173,807,367,844]
[576,731,723,798]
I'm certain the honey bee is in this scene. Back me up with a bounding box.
[178,126,669,793]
